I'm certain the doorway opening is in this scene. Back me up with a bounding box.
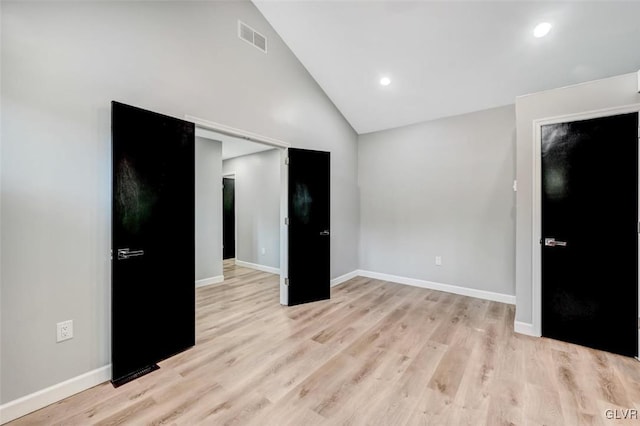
[189,114,332,308]
[221,142,281,275]
[190,117,290,305]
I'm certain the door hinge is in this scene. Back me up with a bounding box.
[285,278,290,286]
[637,317,640,329]
[285,217,289,225]
[285,157,290,165]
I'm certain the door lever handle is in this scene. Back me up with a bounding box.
[117,248,145,260]
[320,230,330,236]
[544,238,567,247]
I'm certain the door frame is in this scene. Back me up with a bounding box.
[186,115,291,305]
[222,173,237,261]
[531,103,640,356]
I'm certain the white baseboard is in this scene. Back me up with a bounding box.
[514,321,539,336]
[235,260,280,275]
[356,270,516,305]
[195,275,224,288]
[330,270,359,287]
[0,365,111,424]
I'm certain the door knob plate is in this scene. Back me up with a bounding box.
[544,238,567,247]
[117,248,145,260]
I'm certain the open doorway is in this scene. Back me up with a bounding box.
[194,125,285,298]
[189,114,331,307]
[222,147,281,275]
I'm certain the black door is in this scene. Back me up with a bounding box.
[223,177,236,260]
[288,148,330,306]
[112,102,195,386]
[541,113,638,357]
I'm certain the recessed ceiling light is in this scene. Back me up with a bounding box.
[380,77,391,86]
[533,22,552,38]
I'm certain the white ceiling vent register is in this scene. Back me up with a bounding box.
[238,20,267,53]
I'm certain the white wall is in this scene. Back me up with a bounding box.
[196,137,223,282]
[515,72,640,326]
[223,149,280,269]
[0,1,358,404]
[358,105,516,297]
[0,0,4,406]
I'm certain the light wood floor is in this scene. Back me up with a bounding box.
[9,260,640,425]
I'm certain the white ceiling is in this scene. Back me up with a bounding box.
[196,128,275,160]
[254,1,640,134]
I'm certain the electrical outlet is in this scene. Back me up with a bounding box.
[435,256,442,266]
[57,320,73,342]
[261,247,266,255]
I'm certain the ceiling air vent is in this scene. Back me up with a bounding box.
[238,20,267,54]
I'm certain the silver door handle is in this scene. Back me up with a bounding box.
[320,230,330,236]
[544,238,567,247]
[117,248,145,260]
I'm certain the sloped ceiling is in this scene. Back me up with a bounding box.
[254,1,640,134]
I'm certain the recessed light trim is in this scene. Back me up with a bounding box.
[380,77,391,86]
[533,22,552,38]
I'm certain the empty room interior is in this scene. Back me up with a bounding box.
[2,1,640,425]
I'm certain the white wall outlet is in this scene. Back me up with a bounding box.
[56,320,73,342]
[435,256,442,266]
[261,247,266,255]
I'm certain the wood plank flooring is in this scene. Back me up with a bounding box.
[8,260,640,425]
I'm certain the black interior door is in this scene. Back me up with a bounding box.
[223,177,236,260]
[112,101,195,386]
[541,112,638,357]
[288,148,330,306]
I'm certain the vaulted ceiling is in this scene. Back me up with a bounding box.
[254,1,640,134]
